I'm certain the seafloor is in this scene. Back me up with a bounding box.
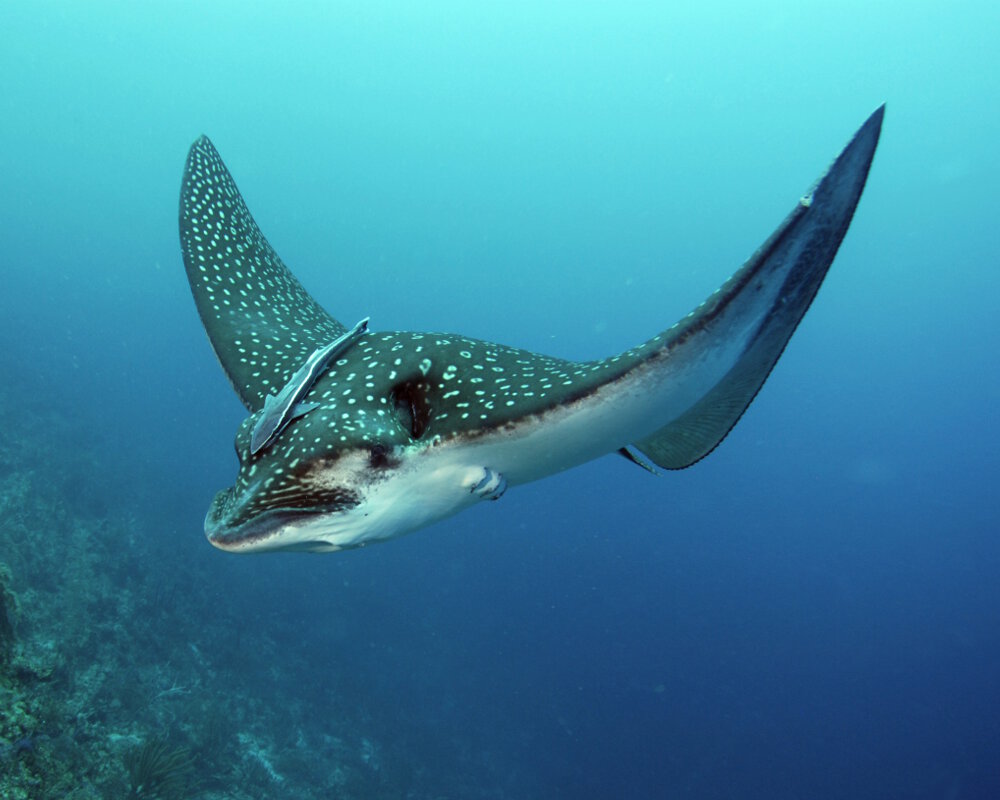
[0,390,508,799]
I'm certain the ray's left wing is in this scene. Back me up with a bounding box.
[179,136,347,412]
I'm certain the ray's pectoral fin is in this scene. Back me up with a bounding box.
[625,105,883,470]
[179,135,353,413]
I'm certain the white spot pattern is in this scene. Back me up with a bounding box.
[180,136,346,411]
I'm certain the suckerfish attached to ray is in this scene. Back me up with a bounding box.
[250,316,370,455]
[179,106,884,553]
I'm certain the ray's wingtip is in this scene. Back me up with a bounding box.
[188,134,218,158]
[827,104,885,179]
[868,103,886,130]
[856,104,886,146]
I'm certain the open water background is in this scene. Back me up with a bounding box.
[1,2,997,797]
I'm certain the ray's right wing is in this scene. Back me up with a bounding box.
[626,106,884,469]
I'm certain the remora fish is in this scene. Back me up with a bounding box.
[180,107,883,553]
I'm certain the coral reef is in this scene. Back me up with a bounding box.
[0,390,501,799]
[123,737,195,799]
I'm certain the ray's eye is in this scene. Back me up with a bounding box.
[369,442,390,469]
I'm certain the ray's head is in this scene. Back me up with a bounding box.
[200,329,558,553]
[204,334,431,553]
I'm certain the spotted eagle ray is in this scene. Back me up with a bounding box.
[180,107,883,553]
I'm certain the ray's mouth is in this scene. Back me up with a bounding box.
[204,487,361,551]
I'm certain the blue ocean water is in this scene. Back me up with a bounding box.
[1,2,997,798]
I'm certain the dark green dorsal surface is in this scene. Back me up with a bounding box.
[179,136,347,412]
